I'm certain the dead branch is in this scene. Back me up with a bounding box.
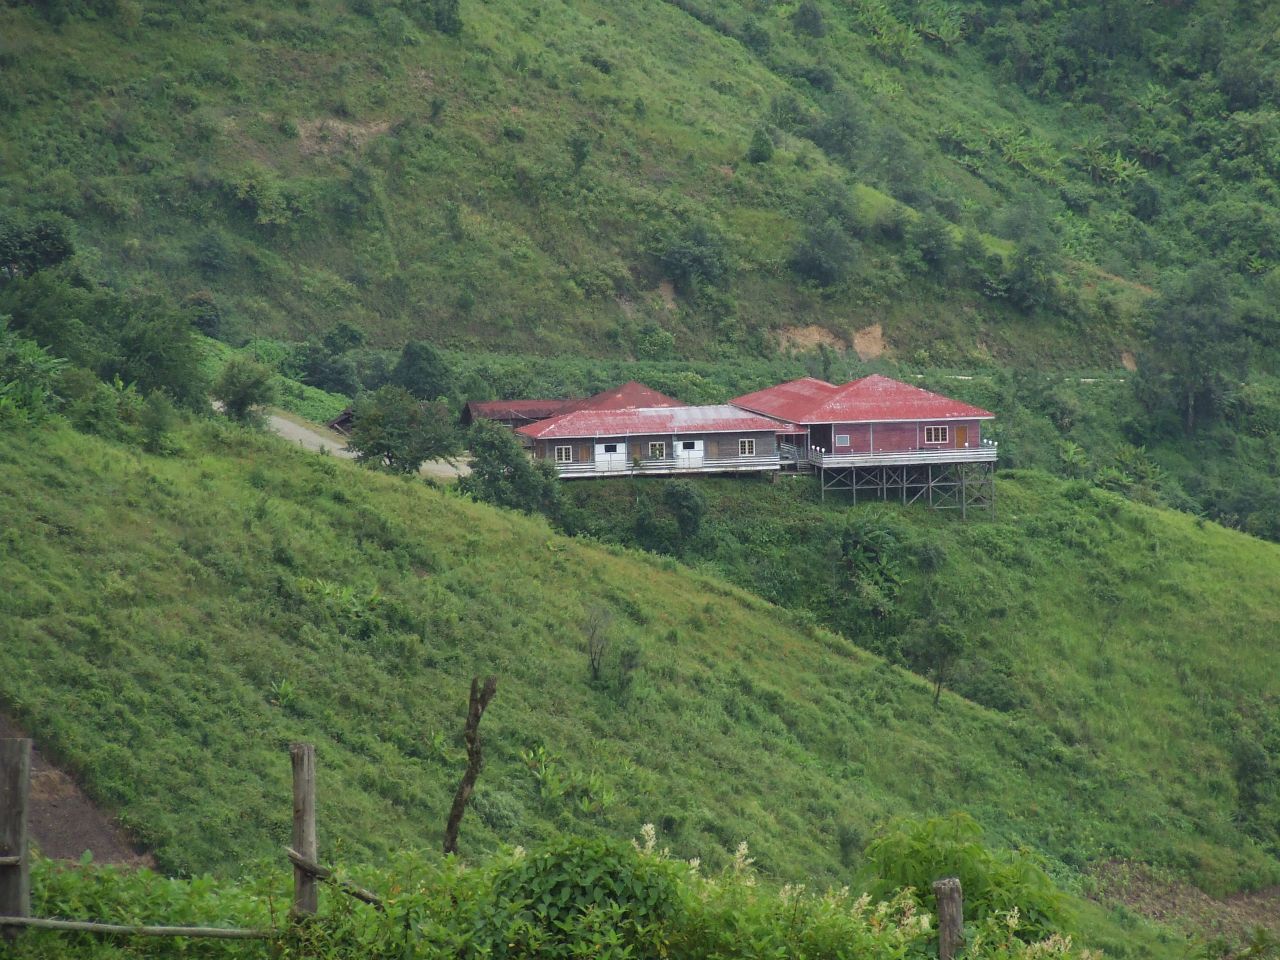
[442,675,498,855]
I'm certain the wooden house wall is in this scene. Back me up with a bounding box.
[819,419,984,453]
[535,432,776,463]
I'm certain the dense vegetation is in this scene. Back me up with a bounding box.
[2,0,1277,366]
[13,824,1092,959]
[4,0,1280,954]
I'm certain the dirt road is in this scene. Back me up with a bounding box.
[266,410,470,480]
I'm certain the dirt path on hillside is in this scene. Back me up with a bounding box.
[265,410,471,480]
[0,715,154,867]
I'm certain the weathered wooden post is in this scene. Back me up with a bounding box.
[290,743,317,918]
[932,876,963,960]
[0,739,31,941]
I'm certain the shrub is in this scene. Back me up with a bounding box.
[745,126,774,163]
[864,813,1065,939]
[0,318,64,422]
[791,0,827,37]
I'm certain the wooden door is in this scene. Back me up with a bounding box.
[954,426,968,448]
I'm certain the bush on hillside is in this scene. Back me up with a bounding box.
[17,834,1089,959]
[864,813,1066,940]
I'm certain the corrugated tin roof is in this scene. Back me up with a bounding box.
[517,404,784,440]
[563,380,684,412]
[731,377,838,420]
[466,399,573,420]
[732,374,993,423]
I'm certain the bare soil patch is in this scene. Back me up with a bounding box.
[852,323,887,360]
[297,117,392,157]
[0,714,154,867]
[656,279,677,311]
[1121,350,1138,372]
[777,324,847,353]
[1091,860,1280,946]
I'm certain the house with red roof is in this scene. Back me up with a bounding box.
[517,404,787,478]
[732,374,997,512]
[732,374,996,467]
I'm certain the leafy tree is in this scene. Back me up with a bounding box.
[746,126,774,164]
[290,342,360,396]
[662,481,706,547]
[1004,241,1059,311]
[911,621,969,706]
[1136,266,1247,435]
[459,419,562,520]
[140,390,180,454]
[348,385,460,473]
[790,217,858,287]
[659,221,729,294]
[213,356,277,424]
[791,0,826,37]
[391,340,453,400]
[321,321,366,355]
[0,215,74,283]
[112,294,209,409]
[906,210,957,276]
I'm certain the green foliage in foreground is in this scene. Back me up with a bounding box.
[13,834,1092,960]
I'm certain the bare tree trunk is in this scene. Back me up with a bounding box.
[443,676,498,856]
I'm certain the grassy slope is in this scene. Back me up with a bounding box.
[0,0,1154,364]
[567,472,1280,894]
[2,424,1277,935]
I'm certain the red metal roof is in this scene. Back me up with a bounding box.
[563,380,684,412]
[732,374,993,424]
[517,405,783,440]
[466,398,573,421]
[731,377,838,421]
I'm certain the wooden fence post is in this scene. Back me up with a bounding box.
[0,739,31,941]
[290,743,317,918]
[932,876,963,960]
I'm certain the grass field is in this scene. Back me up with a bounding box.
[2,419,1278,957]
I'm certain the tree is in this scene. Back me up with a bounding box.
[213,357,277,423]
[663,481,706,546]
[459,419,563,520]
[348,385,460,473]
[0,317,64,422]
[791,0,826,37]
[1136,265,1247,435]
[790,217,858,286]
[906,210,957,276]
[659,221,729,294]
[0,215,74,283]
[391,340,453,400]
[746,126,774,164]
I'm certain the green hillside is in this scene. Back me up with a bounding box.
[2,420,1278,948]
[3,0,1278,365]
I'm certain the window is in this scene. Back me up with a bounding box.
[554,445,573,463]
[835,434,850,447]
[648,442,666,459]
[602,443,619,453]
[738,438,756,457]
[924,426,949,444]
[681,440,696,450]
